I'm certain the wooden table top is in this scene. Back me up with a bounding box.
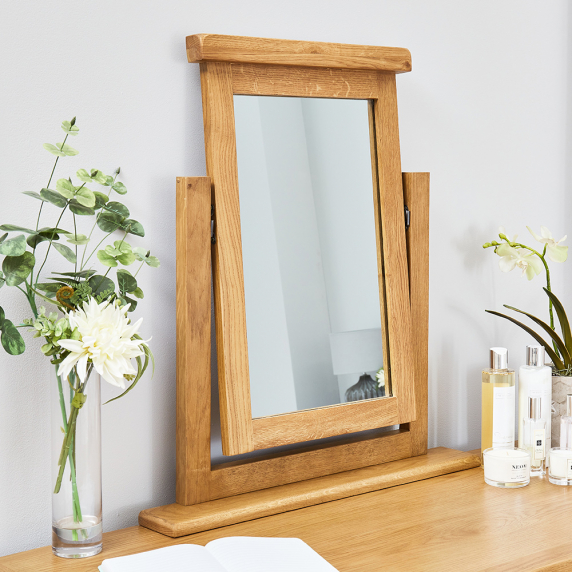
[2,459,572,572]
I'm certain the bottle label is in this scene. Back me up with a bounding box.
[534,429,545,460]
[493,385,515,448]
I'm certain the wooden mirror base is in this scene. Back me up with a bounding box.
[139,447,480,537]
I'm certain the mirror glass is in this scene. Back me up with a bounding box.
[234,95,388,419]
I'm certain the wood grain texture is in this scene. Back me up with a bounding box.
[200,61,254,455]
[232,63,381,99]
[187,34,412,73]
[403,173,430,456]
[251,397,398,449]
[373,74,416,422]
[139,448,480,537]
[210,428,412,499]
[175,177,213,505]
[10,452,572,572]
[368,100,392,395]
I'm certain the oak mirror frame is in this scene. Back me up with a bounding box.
[197,34,417,457]
[167,35,430,515]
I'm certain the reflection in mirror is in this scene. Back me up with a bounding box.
[234,95,388,419]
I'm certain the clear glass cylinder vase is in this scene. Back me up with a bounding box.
[51,365,102,558]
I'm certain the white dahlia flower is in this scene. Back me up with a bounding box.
[57,298,146,388]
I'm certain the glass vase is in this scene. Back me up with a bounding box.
[51,365,102,558]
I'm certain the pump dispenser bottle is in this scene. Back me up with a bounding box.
[518,345,552,452]
[560,394,572,449]
[482,347,516,455]
[523,396,546,475]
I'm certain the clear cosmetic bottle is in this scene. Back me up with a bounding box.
[560,394,572,449]
[482,347,516,456]
[523,397,546,476]
[518,345,552,452]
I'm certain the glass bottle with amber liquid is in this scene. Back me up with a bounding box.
[482,347,515,457]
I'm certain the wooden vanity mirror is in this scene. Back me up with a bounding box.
[198,35,416,457]
[138,35,480,539]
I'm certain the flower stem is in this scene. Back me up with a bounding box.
[507,239,558,356]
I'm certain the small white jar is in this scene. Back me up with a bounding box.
[548,447,572,486]
[483,447,530,488]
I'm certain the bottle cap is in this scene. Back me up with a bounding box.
[490,347,508,370]
[526,345,545,367]
[567,394,572,418]
[529,396,541,420]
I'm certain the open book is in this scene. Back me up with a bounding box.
[98,537,338,572]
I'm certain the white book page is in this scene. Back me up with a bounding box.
[205,537,338,572]
[99,544,228,572]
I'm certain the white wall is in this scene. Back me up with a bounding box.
[0,0,569,556]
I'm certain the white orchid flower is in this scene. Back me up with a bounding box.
[498,226,518,242]
[58,298,148,388]
[527,226,568,263]
[496,243,543,280]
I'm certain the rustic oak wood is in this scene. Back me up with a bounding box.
[251,397,398,449]
[139,447,479,537]
[403,173,430,455]
[200,41,416,456]
[168,170,428,512]
[187,34,412,73]
[372,73,416,423]
[209,427,412,499]
[200,61,253,456]
[175,177,213,505]
[232,63,381,99]
[6,454,572,572]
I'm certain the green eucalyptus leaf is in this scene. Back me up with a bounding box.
[0,224,36,233]
[0,233,8,244]
[103,175,114,187]
[97,251,118,267]
[0,235,27,256]
[121,219,144,237]
[75,187,95,208]
[0,272,4,290]
[40,188,67,208]
[56,179,75,199]
[117,252,136,266]
[92,170,107,184]
[0,306,4,325]
[123,295,137,312]
[93,192,108,210]
[96,212,122,232]
[111,182,127,195]
[43,143,66,157]
[132,287,144,299]
[61,120,79,136]
[26,234,47,248]
[69,200,95,216]
[76,169,93,182]
[1,320,25,355]
[22,191,46,202]
[116,269,137,293]
[2,252,35,286]
[53,243,77,264]
[104,202,130,218]
[60,143,79,156]
[38,228,66,240]
[88,275,115,296]
[36,282,64,292]
[53,270,96,279]
[63,232,89,245]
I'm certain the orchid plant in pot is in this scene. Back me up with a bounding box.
[483,226,569,448]
[0,118,158,558]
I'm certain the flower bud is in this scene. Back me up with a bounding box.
[498,233,507,240]
[483,242,491,248]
